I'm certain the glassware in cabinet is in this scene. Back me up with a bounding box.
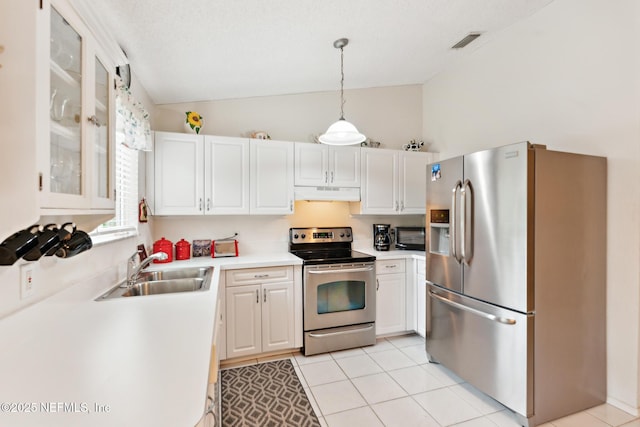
[49,6,83,198]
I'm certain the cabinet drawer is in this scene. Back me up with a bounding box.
[226,266,294,286]
[376,259,405,274]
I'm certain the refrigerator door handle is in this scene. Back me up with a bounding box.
[429,289,516,325]
[460,179,473,265]
[451,181,462,263]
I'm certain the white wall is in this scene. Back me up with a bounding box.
[152,85,423,150]
[422,0,640,412]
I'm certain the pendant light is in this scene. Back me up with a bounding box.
[318,38,366,146]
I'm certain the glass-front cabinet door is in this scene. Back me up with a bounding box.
[91,56,114,208]
[40,2,115,211]
[47,6,85,206]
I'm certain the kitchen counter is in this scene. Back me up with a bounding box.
[0,253,302,427]
[355,247,426,261]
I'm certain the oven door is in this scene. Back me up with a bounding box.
[304,262,376,331]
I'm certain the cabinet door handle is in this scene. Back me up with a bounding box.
[206,198,211,211]
[400,201,404,211]
[376,278,380,291]
[324,171,328,183]
[263,289,267,303]
[395,201,399,212]
[330,171,334,183]
[87,115,101,127]
[256,289,259,303]
[254,274,269,279]
[385,265,397,269]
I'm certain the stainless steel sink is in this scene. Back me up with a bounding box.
[97,267,213,300]
[122,278,206,296]
[135,267,210,282]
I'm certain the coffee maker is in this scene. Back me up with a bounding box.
[373,224,392,251]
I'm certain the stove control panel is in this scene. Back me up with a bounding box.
[289,227,353,244]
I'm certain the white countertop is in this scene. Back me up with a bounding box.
[0,253,302,427]
[355,247,426,261]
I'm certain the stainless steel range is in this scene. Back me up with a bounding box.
[289,227,377,356]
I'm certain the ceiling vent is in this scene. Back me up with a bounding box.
[451,32,482,49]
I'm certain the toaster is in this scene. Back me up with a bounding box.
[212,240,238,257]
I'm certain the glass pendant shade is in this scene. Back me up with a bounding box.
[319,38,365,146]
[318,118,366,145]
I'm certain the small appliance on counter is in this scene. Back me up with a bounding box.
[373,224,392,251]
[395,227,426,251]
[212,233,239,258]
[212,239,238,258]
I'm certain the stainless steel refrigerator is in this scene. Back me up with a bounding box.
[425,142,606,427]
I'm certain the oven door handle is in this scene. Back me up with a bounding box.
[307,266,374,275]
[308,324,374,338]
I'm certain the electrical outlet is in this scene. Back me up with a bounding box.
[20,265,35,299]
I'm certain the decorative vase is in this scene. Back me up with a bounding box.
[184,111,203,134]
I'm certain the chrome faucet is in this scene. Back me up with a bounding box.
[126,251,168,286]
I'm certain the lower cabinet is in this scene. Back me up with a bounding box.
[376,259,406,336]
[416,259,426,337]
[225,266,296,359]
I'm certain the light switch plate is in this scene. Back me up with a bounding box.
[20,264,35,299]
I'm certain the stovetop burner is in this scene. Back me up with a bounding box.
[288,227,376,265]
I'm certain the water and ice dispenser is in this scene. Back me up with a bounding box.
[429,209,450,255]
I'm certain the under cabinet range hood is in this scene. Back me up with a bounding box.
[294,186,360,202]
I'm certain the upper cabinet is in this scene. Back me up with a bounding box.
[205,136,250,214]
[151,134,293,216]
[250,139,294,215]
[152,132,204,215]
[294,143,360,187]
[151,132,250,215]
[353,148,435,215]
[38,1,115,213]
[0,0,116,236]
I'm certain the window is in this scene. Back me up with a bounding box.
[91,142,138,243]
[91,79,149,243]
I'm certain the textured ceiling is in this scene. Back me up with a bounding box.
[81,0,554,104]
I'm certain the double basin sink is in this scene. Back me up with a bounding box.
[97,267,213,300]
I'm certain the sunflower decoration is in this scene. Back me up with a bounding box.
[185,111,204,134]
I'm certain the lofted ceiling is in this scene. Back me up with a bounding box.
[80,0,554,105]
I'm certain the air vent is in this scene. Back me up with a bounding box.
[451,32,482,49]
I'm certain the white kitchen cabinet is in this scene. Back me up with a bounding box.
[353,148,435,215]
[225,266,296,358]
[294,142,360,187]
[250,139,294,214]
[226,284,263,357]
[0,0,116,235]
[152,133,249,215]
[416,259,426,337]
[376,259,407,336]
[38,1,116,213]
[153,132,204,215]
[205,136,250,214]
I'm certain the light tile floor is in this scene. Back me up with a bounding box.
[221,334,639,427]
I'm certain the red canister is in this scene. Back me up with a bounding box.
[152,237,173,263]
[175,239,191,260]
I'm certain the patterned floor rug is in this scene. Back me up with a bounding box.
[221,359,321,427]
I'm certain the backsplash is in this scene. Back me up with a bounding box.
[151,201,425,255]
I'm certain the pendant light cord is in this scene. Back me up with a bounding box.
[339,45,345,120]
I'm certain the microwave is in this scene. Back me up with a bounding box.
[395,227,425,251]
